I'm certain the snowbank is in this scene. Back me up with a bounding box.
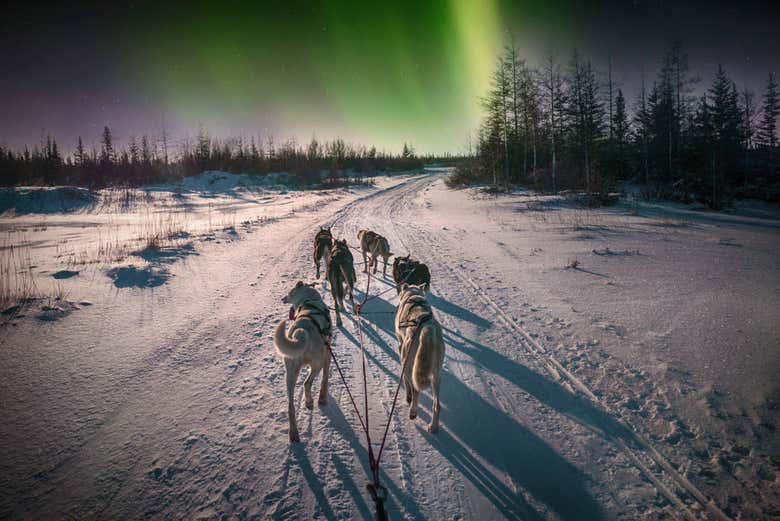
[0,186,99,215]
[151,171,296,193]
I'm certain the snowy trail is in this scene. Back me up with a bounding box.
[1,171,762,520]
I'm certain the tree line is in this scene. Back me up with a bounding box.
[453,40,780,207]
[0,127,426,188]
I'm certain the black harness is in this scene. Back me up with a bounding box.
[293,298,332,343]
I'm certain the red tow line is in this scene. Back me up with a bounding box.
[327,265,416,521]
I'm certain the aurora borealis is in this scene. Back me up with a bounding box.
[1,1,778,154]
[132,1,504,153]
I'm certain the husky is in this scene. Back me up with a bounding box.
[392,255,431,293]
[274,281,332,443]
[395,283,444,433]
[313,226,333,279]
[357,229,393,276]
[327,239,357,326]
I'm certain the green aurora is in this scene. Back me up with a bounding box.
[125,0,569,154]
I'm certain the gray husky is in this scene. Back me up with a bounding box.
[327,239,357,326]
[395,283,444,433]
[274,281,332,443]
[357,229,393,276]
[313,226,333,279]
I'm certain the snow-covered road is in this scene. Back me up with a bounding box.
[2,171,776,520]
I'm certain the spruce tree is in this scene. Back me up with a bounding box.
[757,73,778,147]
[100,126,114,166]
[75,137,85,167]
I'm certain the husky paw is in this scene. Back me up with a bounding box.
[290,432,300,443]
[305,399,314,410]
[318,397,327,406]
[409,410,417,420]
[427,424,439,434]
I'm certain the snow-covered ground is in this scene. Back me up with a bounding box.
[1,169,777,520]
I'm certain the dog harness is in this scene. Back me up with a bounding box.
[293,299,332,342]
[397,294,434,329]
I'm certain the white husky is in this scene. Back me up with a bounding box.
[394,283,444,433]
[274,281,332,443]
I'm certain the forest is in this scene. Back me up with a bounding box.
[0,129,426,188]
[452,41,780,208]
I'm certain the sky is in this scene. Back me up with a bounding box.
[1,0,778,156]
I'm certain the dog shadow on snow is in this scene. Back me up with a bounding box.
[332,304,590,520]
[343,289,638,520]
[359,275,492,330]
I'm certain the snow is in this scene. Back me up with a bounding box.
[1,168,778,520]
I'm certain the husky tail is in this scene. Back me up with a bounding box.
[274,320,308,358]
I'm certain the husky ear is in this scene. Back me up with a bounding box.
[295,280,304,288]
[400,283,409,292]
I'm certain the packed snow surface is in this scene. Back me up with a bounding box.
[1,169,778,520]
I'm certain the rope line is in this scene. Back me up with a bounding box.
[327,345,368,435]
[324,253,420,520]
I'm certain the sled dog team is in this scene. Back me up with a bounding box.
[274,226,442,442]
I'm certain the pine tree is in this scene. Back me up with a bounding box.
[613,89,630,147]
[481,55,511,187]
[705,65,742,206]
[757,73,779,147]
[307,136,320,161]
[612,89,630,178]
[740,86,757,184]
[633,71,651,184]
[100,126,114,166]
[75,136,85,166]
[523,65,540,175]
[566,51,605,192]
[709,66,742,153]
[541,52,565,191]
[129,136,139,165]
[141,135,152,165]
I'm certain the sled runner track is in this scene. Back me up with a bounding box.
[378,174,731,521]
[451,268,727,521]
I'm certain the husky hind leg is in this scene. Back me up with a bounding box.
[319,352,330,405]
[285,361,301,442]
[304,367,318,409]
[428,372,441,433]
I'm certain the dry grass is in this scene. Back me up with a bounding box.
[99,186,153,211]
[96,232,130,262]
[557,209,606,231]
[137,207,188,250]
[0,234,39,311]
